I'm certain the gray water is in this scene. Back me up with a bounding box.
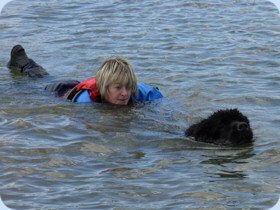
[0,0,280,209]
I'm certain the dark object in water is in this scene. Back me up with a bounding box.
[7,45,48,78]
[185,109,253,146]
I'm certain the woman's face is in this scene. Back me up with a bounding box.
[107,82,132,105]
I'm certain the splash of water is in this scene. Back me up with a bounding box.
[0,0,13,14]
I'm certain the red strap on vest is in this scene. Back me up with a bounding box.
[75,78,100,101]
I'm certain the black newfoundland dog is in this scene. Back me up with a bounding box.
[185,109,253,146]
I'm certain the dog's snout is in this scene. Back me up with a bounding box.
[236,122,248,131]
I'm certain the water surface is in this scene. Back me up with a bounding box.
[0,0,280,209]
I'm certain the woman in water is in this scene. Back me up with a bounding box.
[7,45,163,105]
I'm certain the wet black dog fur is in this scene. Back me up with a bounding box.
[185,109,253,146]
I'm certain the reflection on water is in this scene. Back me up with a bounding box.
[0,0,280,209]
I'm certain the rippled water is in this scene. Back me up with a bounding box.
[0,0,280,209]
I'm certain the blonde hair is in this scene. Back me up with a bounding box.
[96,57,138,101]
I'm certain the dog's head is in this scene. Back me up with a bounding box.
[186,109,253,146]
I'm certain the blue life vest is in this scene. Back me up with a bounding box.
[75,83,163,103]
[75,90,92,103]
[133,83,163,102]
